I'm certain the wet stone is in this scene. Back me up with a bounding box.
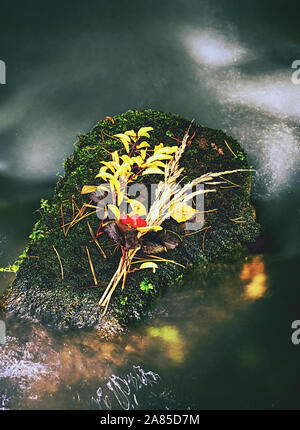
[0,110,260,337]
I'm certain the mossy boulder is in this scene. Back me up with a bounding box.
[1,110,260,337]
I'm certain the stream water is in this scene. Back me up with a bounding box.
[0,0,300,410]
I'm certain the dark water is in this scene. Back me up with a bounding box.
[0,0,300,410]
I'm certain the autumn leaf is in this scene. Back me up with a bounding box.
[95,171,114,180]
[127,198,147,216]
[136,225,162,234]
[137,141,150,149]
[137,127,153,138]
[124,130,136,138]
[108,204,120,220]
[170,204,197,223]
[114,133,131,153]
[139,262,158,272]
[142,167,165,175]
[81,185,98,194]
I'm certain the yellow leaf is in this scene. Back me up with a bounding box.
[156,146,178,154]
[138,127,153,137]
[95,172,114,180]
[171,204,196,223]
[118,162,131,178]
[100,161,117,172]
[121,155,134,165]
[150,160,168,168]
[117,191,124,206]
[97,185,109,193]
[154,143,163,151]
[127,199,147,216]
[139,262,158,272]
[124,130,136,138]
[137,225,162,233]
[122,139,130,153]
[137,141,150,149]
[81,185,98,194]
[140,149,147,160]
[112,151,120,166]
[142,167,165,175]
[108,204,120,220]
[99,166,108,174]
[110,176,120,193]
[114,133,131,142]
[114,134,130,153]
[145,154,172,164]
[131,156,143,167]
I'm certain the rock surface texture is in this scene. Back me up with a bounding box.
[1,110,260,337]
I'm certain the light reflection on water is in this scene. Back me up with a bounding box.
[91,366,161,410]
[0,256,269,409]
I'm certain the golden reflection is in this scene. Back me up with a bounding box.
[240,255,267,299]
[147,325,185,364]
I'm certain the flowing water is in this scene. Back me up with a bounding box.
[0,0,300,410]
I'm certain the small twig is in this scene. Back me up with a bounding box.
[224,140,237,158]
[202,226,211,250]
[87,221,107,259]
[230,217,246,223]
[187,130,196,146]
[219,175,240,188]
[52,245,64,280]
[100,129,113,154]
[133,254,185,269]
[196,208,218,214]
[65,283,107,290]
[86,246,98,286]
[183,225,211,237]
[65,208,97,234]
[60,204,66,237]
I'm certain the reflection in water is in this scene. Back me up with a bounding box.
[240,256,267,300]
[0,257,266,409]
[0,255,270,409]
[147,326,185,365]
[91,366,160,410]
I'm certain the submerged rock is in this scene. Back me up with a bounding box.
[1,110,260,337]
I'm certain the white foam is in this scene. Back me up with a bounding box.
[227,73,300,120]
[185,29,248,67]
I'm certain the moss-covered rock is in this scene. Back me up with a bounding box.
[1,110,260,337]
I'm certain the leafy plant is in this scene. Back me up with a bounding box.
[120,295,128,306]
[39,199,50,212]
[0,246,29,273]
[140,278,154,294]
[78,125,251,315]
[29,229,45,243]
[237,151,246,161]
